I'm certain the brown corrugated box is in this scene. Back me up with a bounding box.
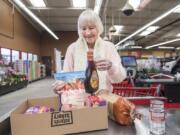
[10,96,108,135]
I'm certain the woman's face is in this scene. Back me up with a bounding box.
[81,23,98,47]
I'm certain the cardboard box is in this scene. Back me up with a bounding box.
[10,96,108,135]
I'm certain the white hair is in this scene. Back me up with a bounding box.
[77,9,104,37]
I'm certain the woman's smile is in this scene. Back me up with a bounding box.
[81,24,98,46]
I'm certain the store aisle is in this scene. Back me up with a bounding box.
[0,78,56,122]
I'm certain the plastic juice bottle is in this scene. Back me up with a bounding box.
[84,49,99,94]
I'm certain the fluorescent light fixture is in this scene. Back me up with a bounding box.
[128,0,141,10]
[115,4,180,48]
[94,0,103,14]
[123,40,135,47]
[147,26,159,31]
[29,0,46,7]
[12,0,59,40]
[139,31,150,36]
[145,38,180,49]
[158,46,174,49]
[72,0,86,8]
[131,46,142,49]
[173,4,180,13]
[176,33,180,37]
[139,26,159,36]
[112,25,124,35]
[114,25,124,31]
[176,47,180,50]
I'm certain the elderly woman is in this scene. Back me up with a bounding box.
[53,9,126,93]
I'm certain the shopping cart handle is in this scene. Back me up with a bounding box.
[136,78,178,84]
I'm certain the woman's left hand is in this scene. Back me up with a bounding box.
[94,58,112,71]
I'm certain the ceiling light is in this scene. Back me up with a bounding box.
[176,47,180,50]
[72,0,86,8]
[12,0,59,40]
[158,46,175,49]
[139,26,159,36]
[123,40,135,47]
[131,46,142,49]
[112,25,124,35]
[109,26,116,33]
[173,4,180,13]
[145,38,180,49]
[138,0,152,10]
[128,0,141,10]
[94,0,103,15]
[139,31,151,36]
[29,0,46,7]
[115,4,180,48]
[146,26,159,31]
[176,33,180,37]
[114,25,124,31]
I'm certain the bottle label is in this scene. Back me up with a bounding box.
[90,70,99,90]
[150,109,165,135]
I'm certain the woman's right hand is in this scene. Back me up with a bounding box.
[52,80,65,94]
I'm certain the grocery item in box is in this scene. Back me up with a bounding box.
[10,96,108,135]
[54,71,87,110]
[87,95,106,107]
[25,106,54,114]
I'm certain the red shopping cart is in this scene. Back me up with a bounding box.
[112,80,167,106]
[112,75,180,108]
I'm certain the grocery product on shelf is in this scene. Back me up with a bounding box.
[14,60,44,82]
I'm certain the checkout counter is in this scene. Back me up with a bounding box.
[1,106,178,135]
[76,106,180,135]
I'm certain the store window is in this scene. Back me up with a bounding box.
[1,48,11,64]
[33,54,38,61]
[22,52,28,60]
[12,50,19,62]
[28,53,33,61]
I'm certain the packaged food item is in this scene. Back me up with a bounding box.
[98,91,135,125]
[87,95,106,107]
[54,71,86,111]
[25,106,54,114]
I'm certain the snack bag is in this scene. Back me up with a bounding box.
[54,71,86,111]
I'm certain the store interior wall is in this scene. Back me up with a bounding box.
[0,0,41,55]
[0,0,179,73]
[40,31,78,72]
